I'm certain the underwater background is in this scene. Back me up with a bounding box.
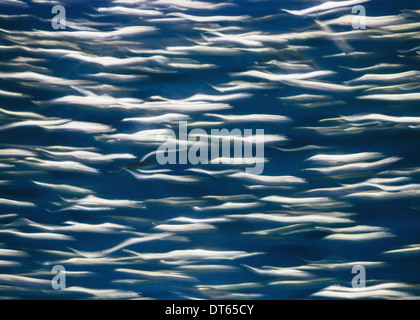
[0,0,420,300]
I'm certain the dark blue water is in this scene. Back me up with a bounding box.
[0,0,420,300]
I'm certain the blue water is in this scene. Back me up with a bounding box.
[0,0,420,300]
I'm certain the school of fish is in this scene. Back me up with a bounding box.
[0,0,419,300]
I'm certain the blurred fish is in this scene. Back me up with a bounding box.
[22,157,100,174]
[312,283,412,299]
[69,233,173,258]
[209,81,277,93]
[305,152,383,164]
[205,113,290,123]
[347,71,420,84]
[116,268,197,281]
[168,13,250,23]
[0,198,35,207]
[0,89,30,99]
[304,157,401,174]
[282,79,372,92]
[32,181,93,195]
[0,149,36,157]
[0,119,70,132]
[62,286,140,299]
[383,244,420,256]
[324,231,395,241]
[279,94,332,102]
[228,213,352,224]
[125,249,264,262]
[153,223,217,233]
[341,63,404,72]
[97,6,163,17]
[59,195,143,209]
[122,114,190,124]
[151,0,236,10]
[357,93,420,101]
[228,172,306,185]
[231,70,335,82]
[126,170,201,184]
[193,202,261,212]
[283,0,370,17]
[0,230,74,241]
[37,149,135,163]
[176,265,238,273]
[0,108,46,120]
[243,264,314,278]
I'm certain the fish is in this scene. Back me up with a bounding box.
[0,89,30,99]
[126,170,201,184]
[383,244,420,256]
[281,79,372,92]
[0,198,36,207]
[0,248,29,257]
[0,71,91,86]
[312,283,412,299]
[242,224,315,237]
[304,157,402,174]
[184,168,239,176]
[227,213,352,224]
[347,71,420,84]
[166,45,241,56]
[279,94,332,102]
[32,181,93,195]
[204,113,291,123]
[22,157,100,174]
[69,233,173,258]
[124,249,264,262]
[228,172,306,185]
[0,274,51,289]
[209,81,277,93]
[62,287,141,299]
[151,0,236,10]
[193,202,261,212]
[242,265,314,278]
[96,6,163,17]
[40,121,116,134]
[122,114,190,124]
[153,223,217,233]
[305,152,383,164]
[325,14,407,28]
[0,230,74,241]
[25,26,158,41]
[115,268,197,282]
[231,70,336,82]
[324,232,395,241]
[0,119,70,132]
[0,108,46,119]
[59,195,144,209]
[0,0,418,301]
[283,0,370,17]
[273,145,332,152]
[0,149,36,157]
[84,72,148,83]
[36,149,135,163]
[357,93,420,101]
[168,12,251,23]
[340,63,404,72]
[176,265,238,273]
[166,217,231,224]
